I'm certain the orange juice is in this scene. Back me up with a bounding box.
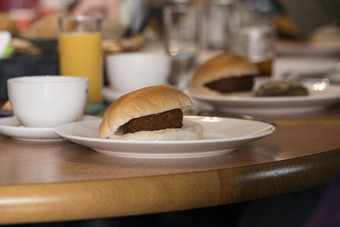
[59,32,102,103]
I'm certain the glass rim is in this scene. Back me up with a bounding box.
[164,5,200,12]
[58,15,102,22]
[7,76,89,84]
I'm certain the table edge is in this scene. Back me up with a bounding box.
[1,148,339,224]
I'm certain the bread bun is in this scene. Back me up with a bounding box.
[100,85,196,139]
[190,53,258,94]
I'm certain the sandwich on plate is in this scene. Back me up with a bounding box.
[190,53,258,95]
[99,85,203,141]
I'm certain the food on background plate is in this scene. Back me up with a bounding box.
[99,85,203,141]
[190,53,258,95]
[255,81,309,97]
[189,53,310,98]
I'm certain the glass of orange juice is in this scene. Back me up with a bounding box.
[58,15,102,103]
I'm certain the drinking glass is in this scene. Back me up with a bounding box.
[202,1,231,50]
[163,5,201,89]
[58,15,103,103]
[228,1,276,77]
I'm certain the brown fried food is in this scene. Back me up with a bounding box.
[120,109,183,134]
[204,75,254,93]
[255,81,309,96]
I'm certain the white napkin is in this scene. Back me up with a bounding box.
[0,31,11,58]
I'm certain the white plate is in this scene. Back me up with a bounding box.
[188,83,340,117]
[276,40,340,56]
[54,116,275,159]
[274,57,340,77]
[102,87,130,103]
[328,73,340,84]
[276,24,340,56]
[0,115,101,142]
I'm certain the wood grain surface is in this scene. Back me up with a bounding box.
[0,104,340,224]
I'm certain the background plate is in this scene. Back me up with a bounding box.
[188,83,340,117]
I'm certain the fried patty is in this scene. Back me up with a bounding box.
[255,81,309,97]
[120,109,183,134]
[204,75,254,93]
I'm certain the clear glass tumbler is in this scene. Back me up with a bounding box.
[163,5,201,89]
[228,1,276,77]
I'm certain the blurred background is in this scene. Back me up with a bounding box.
[0,1,339,226]
[0,0,339,102]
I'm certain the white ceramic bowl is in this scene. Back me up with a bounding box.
[106,53,171,92]
[7,76,88,128]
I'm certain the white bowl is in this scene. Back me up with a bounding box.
[106,53,171,92]
[7,76,88,128]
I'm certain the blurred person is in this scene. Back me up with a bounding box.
[239,167,340,227]
[239,0,340,39]
[71,0,203,36]
[305,168,340,227]
[72,0,120,22]
[72,0,150,36]
[276,0,340,38]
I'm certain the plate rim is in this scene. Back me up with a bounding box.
[0,115,101,141]
[188,83,340,103]
[54,116,276,158]
[0,116,55,131]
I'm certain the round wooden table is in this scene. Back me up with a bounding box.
[0,104,340,225]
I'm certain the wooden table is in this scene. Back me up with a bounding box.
[1,104,340,225]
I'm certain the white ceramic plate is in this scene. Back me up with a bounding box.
[0,115,100,142]
[328,73,340,84]
[274,57,340,77]
[102,87,130,103]
[188,83,340,117]
[54,116,275,159]
[276,40,340,56]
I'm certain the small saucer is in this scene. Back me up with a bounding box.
[102,87,129,102]
[0,115,100,142]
